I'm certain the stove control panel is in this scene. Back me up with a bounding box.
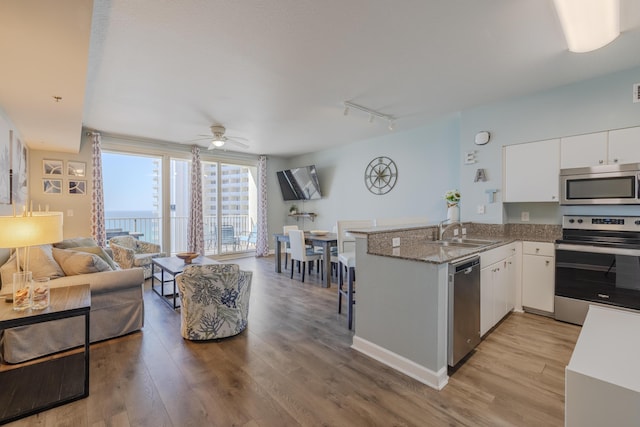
[563,215,640,231]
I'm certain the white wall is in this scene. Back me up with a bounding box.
[0,107,19,265]
[281,115,461,231]
[459,65,640,224]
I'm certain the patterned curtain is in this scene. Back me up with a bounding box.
[90,132,107,247]
[255,155,269,257]
[187,145,204,255]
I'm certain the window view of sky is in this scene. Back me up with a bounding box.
[102,153,158,213]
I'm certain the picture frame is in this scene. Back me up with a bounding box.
[67,161,86,177]
[68,180,87,195]
[0,130,9,204]
[43,159,63,175]
[11,132,28,205]
[43,179,62,194]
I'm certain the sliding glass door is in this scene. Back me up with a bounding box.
[104,151,256,256]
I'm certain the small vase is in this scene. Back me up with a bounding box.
[447,204,460,222]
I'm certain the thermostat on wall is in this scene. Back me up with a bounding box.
[475,131,490,145]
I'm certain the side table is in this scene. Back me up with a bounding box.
[0,284,91,425]
[152,256,218,309]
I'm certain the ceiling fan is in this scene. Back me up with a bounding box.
[194,125,250,150]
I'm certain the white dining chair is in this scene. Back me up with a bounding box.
[282,225,299,270]
[288,229,322,283]
[336,219,375,329]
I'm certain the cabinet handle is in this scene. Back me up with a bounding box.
[613,158,618,163]
[551,195,556,200]
[545,260,550,266]
[536,248,540,253]
[599,160,604,164]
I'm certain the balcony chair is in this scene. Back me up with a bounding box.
[335,219,375,329]
[288,229,322,283]
[220,224,238,251]
[175,263,253,340]
[238,226,257,250]
[109,235,165,279]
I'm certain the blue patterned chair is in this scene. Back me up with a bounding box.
[175,264,253,340]
[109,235,164,279]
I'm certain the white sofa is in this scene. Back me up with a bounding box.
[0,238,145,364]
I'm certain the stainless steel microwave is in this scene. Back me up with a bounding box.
[560,163,640,205]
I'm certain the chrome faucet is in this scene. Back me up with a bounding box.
[438,219,463,240]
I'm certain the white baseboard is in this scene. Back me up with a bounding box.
[351,335,449,391]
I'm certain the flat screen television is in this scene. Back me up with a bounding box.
[276,165,322,201]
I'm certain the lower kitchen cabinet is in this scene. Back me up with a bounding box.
[480,243,519,336]
[522,241,555,314]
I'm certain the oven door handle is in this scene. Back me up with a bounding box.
[556,243,640,257]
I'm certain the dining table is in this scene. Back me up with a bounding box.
[274,232,338,288]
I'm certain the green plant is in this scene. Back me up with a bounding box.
[289,204,298,213]
[444,189,461,205]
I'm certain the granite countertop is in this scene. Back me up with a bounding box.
[368,236,516,265]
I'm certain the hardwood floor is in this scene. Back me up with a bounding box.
[7,256,581,426]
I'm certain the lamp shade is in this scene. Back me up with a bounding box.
[0,212,64,248]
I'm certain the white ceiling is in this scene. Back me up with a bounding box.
[2,1,640,157]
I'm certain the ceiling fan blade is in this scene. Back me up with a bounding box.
[185,136,212,143]
[225,138,250,149]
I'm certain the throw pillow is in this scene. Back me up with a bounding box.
[73,246,119,270]
[0,254,18,291]
[52,248,113,276]
[18,245,65,280]
[53,237,98,249]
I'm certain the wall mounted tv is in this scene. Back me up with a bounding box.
[276,165,322,201]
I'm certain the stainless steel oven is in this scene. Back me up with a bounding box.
[560,163,640,205]
[555,215,640,325]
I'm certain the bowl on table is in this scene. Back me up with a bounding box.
[176,252,199,264]
[309,230,329,236]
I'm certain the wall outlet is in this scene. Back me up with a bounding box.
[392,237,400,247]
[521,211,530,222]
[477,205,485,214]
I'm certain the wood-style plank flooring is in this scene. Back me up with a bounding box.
[7,256,581,426]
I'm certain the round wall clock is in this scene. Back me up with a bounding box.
[364,156,398,195]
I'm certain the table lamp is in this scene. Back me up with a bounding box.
[0,210,64,309]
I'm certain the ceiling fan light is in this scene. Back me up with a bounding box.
[212,139,225,147]
[553,0,620,53]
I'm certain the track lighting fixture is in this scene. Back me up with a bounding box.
[343,101,396,131]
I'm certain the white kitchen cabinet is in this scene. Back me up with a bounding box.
[504,139,560,202]
[560,132,608,169]
[521,241,555,314]
[560,127,640,169]
[480,243,519,336]
[608,126,640,165]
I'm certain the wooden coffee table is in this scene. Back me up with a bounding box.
[151,256,218,309]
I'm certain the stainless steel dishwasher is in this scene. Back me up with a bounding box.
[448,256,481,367]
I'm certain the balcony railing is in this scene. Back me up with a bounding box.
[105,214,254,255]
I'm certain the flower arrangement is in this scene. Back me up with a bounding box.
[444,189,461,207]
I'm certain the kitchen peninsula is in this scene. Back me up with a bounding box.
[348,222,558,390]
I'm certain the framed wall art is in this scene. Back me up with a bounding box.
[67,161,86,177]
[68,180,86,195]
[43,159,63,175]
[43,179,62,194]
[0,130,9,204]
[11,131,28,205]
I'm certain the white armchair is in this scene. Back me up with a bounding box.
[109,235,164,279]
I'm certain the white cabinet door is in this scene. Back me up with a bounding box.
[506,254,518,312]
[480,265,494,337]
[522,254,555,313]
[493,261,509,322]
[504,139,560,202]
[560,132,608,168]
[608,127,640,165]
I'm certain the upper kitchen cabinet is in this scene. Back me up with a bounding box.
[560,127,640,169]
[504,139,560,203]
[560,132,608,169]
[608,127,640,165]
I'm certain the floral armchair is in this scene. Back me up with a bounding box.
[175,264,252,340]
[109,235,164,279]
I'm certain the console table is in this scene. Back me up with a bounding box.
[0,284,90,425]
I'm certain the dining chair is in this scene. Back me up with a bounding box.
[336,219,375,329]
[282,225,299,269]
[288,229,322,283]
